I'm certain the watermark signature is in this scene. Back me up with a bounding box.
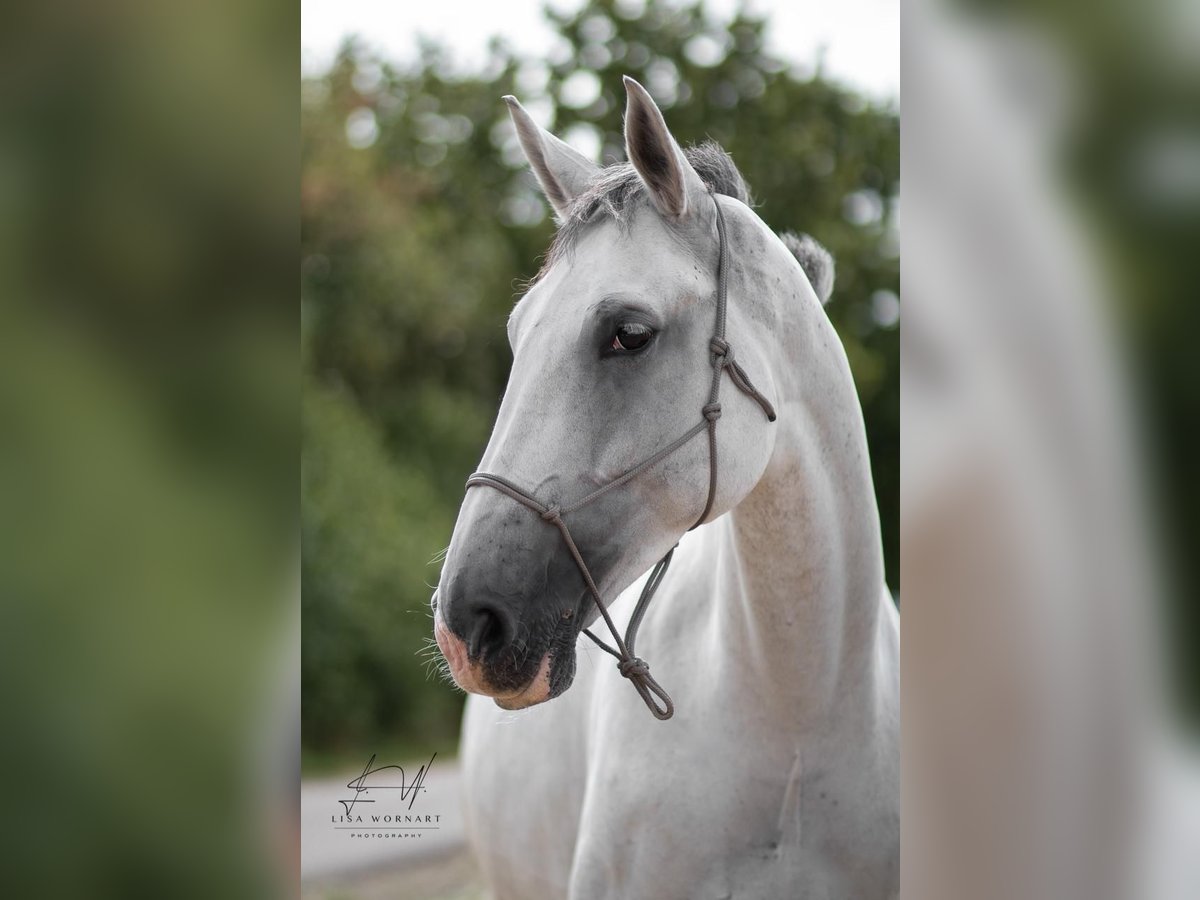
[338,752,436,817]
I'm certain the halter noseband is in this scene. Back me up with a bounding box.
[465,190,777,720]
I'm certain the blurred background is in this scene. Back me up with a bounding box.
[902,1,1200,898]
[300,0,899,772]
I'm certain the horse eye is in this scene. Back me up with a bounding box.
[610,322,654,353]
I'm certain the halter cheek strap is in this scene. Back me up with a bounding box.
[465,190,776,720]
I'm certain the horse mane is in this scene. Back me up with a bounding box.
[535,141,751,282]
[778,231,835,305]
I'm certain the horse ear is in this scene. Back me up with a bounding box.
[503,95,599,221]
[622,76,707,219]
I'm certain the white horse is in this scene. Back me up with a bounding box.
[433,76,899,899]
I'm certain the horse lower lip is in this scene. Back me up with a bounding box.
[493,654,553,709]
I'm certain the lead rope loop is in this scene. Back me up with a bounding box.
[462,191,776,720]
[582,544,676,719]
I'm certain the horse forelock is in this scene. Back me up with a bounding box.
[532,141,752,284]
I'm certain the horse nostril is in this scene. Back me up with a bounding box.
[467,602,514,661]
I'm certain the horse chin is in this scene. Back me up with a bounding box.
[492,654,554,710]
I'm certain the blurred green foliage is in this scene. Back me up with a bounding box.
[1,1,295,897]
[301,0,899,756]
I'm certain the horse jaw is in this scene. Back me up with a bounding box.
[434,611,553,709]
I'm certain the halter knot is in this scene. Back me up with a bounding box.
[702,402,722,422]
[710,337,733,367]
[618,656,650,679]
[540,505,562,524]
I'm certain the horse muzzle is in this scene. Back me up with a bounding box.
[433,607,556,709]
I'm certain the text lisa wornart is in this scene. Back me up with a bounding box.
[333,814,441,823]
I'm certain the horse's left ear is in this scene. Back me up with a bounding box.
[622,76,707,220]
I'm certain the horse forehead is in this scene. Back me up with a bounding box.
[580,214,711,285]
[518,224,711,330]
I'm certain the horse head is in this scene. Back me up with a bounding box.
[434,77,830,711]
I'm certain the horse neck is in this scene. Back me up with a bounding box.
[701,294,891,723]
